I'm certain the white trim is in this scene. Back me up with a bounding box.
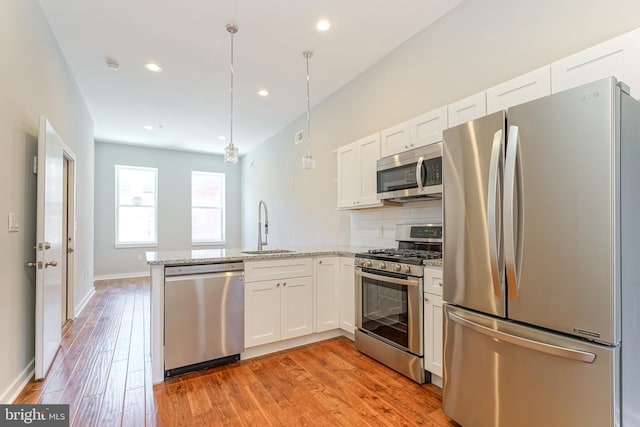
[94,271,149,281]
[73,287,96,318]
[240,329,348,361]
[0,359,34,404]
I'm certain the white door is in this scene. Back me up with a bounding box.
[35,117,64,380]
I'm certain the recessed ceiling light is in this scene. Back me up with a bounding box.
[218,135,226,140]
[316,19,331,31]
[144,62,162,72]
[143,125,154,130]
[257,89,269,97]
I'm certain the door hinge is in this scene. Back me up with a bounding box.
[33,156,38,174]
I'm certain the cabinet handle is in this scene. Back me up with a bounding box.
[276,282,280,287]
[319,260,323,264]
[438,281,443,287]
[283,282,287,286]
[424,296,429,302]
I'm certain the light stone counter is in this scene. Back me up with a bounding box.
[145,245,373,265]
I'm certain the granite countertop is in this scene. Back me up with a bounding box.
[146,245,374,266]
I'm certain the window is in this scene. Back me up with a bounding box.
[115,165,158,247]
[192,171,225,244]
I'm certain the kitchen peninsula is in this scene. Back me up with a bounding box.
[146,247,367,383]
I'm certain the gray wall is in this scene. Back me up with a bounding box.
[94,142,242,277]
[240,0,640,249]
[0,1,95,402]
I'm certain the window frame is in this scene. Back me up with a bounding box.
[191,170,226,245]
[114,165,158,248]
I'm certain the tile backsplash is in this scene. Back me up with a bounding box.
[350,200,443,248]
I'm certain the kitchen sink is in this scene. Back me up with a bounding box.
[240,249,295,255]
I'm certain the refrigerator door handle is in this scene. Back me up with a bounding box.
[504,125,520,299]
[448,311,597,363]
[416,156,424,193]
[487,129,504,298]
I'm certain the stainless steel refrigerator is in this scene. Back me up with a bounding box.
[442,77,640,427]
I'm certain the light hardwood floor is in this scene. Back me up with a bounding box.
[15,277,458,426]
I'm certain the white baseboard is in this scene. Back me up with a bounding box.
[241,329,349,361]
[0,359,34,404]
[94,271,149,281]
[74,287,95,318]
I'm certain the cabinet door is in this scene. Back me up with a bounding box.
[245,280,281,347]
[551,28,640,96]
[336,143,360,208]
[424,292,443,377]
[280,276,313,340]
[486,66,551,114]
[447,91,487,128]
[357,133,382,207]
[380,121,411,157]
[315,257,340,333]
[410,106,448,149]
[339,257,355,334]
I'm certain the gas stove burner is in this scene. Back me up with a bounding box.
[367,248,442,260]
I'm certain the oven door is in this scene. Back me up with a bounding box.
[355,267,423,356]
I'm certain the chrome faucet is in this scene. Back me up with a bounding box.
[257,200,269,251]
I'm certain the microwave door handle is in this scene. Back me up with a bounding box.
[487,129,504,298]
[416,156,424,192]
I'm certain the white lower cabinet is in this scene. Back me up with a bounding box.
[339,257,355,334]
[244,258,313,348]
[315,256,340,333]
[424,267,444,379]
[316,256,356,334]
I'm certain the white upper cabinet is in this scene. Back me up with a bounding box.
[486,66,551,114]
[336,132,383,209]
[447,91,487,128]
[551,28,640,96]
[380,121,411,158]
[410,106,448,150]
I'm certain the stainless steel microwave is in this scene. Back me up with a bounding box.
[376,143,442,202]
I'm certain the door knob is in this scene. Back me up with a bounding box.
[44,260,58,268]
[26,261,42,269]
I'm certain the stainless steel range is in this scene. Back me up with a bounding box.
[354,223,442,383]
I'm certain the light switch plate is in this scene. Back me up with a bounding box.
[8,213,19,232]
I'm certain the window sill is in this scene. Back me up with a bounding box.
[115,242,158,249]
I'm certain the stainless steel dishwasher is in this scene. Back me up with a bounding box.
[164,262,244,377]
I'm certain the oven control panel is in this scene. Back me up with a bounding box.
[355,258,423,277]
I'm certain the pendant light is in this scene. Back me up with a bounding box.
[224,24,239,164]
[302,50,316,169]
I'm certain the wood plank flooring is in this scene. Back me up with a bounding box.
[14,277,458,426]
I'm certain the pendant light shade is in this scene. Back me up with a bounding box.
[224,23,239,164]
[302,50,316,169]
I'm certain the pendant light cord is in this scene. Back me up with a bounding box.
[303,50,313,150]
[227,24,237,149]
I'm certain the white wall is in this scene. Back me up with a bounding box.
[94,142,242,278]
[0,1,94,403]
[240,0,640,249]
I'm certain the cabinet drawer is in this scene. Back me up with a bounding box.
[424,267,443,296]
[245,257,313,282]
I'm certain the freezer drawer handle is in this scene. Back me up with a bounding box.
[448,311,596,363]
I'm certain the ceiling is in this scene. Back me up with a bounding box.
[39,0,463,156]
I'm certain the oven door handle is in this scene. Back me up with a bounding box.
[356,269,420,287]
